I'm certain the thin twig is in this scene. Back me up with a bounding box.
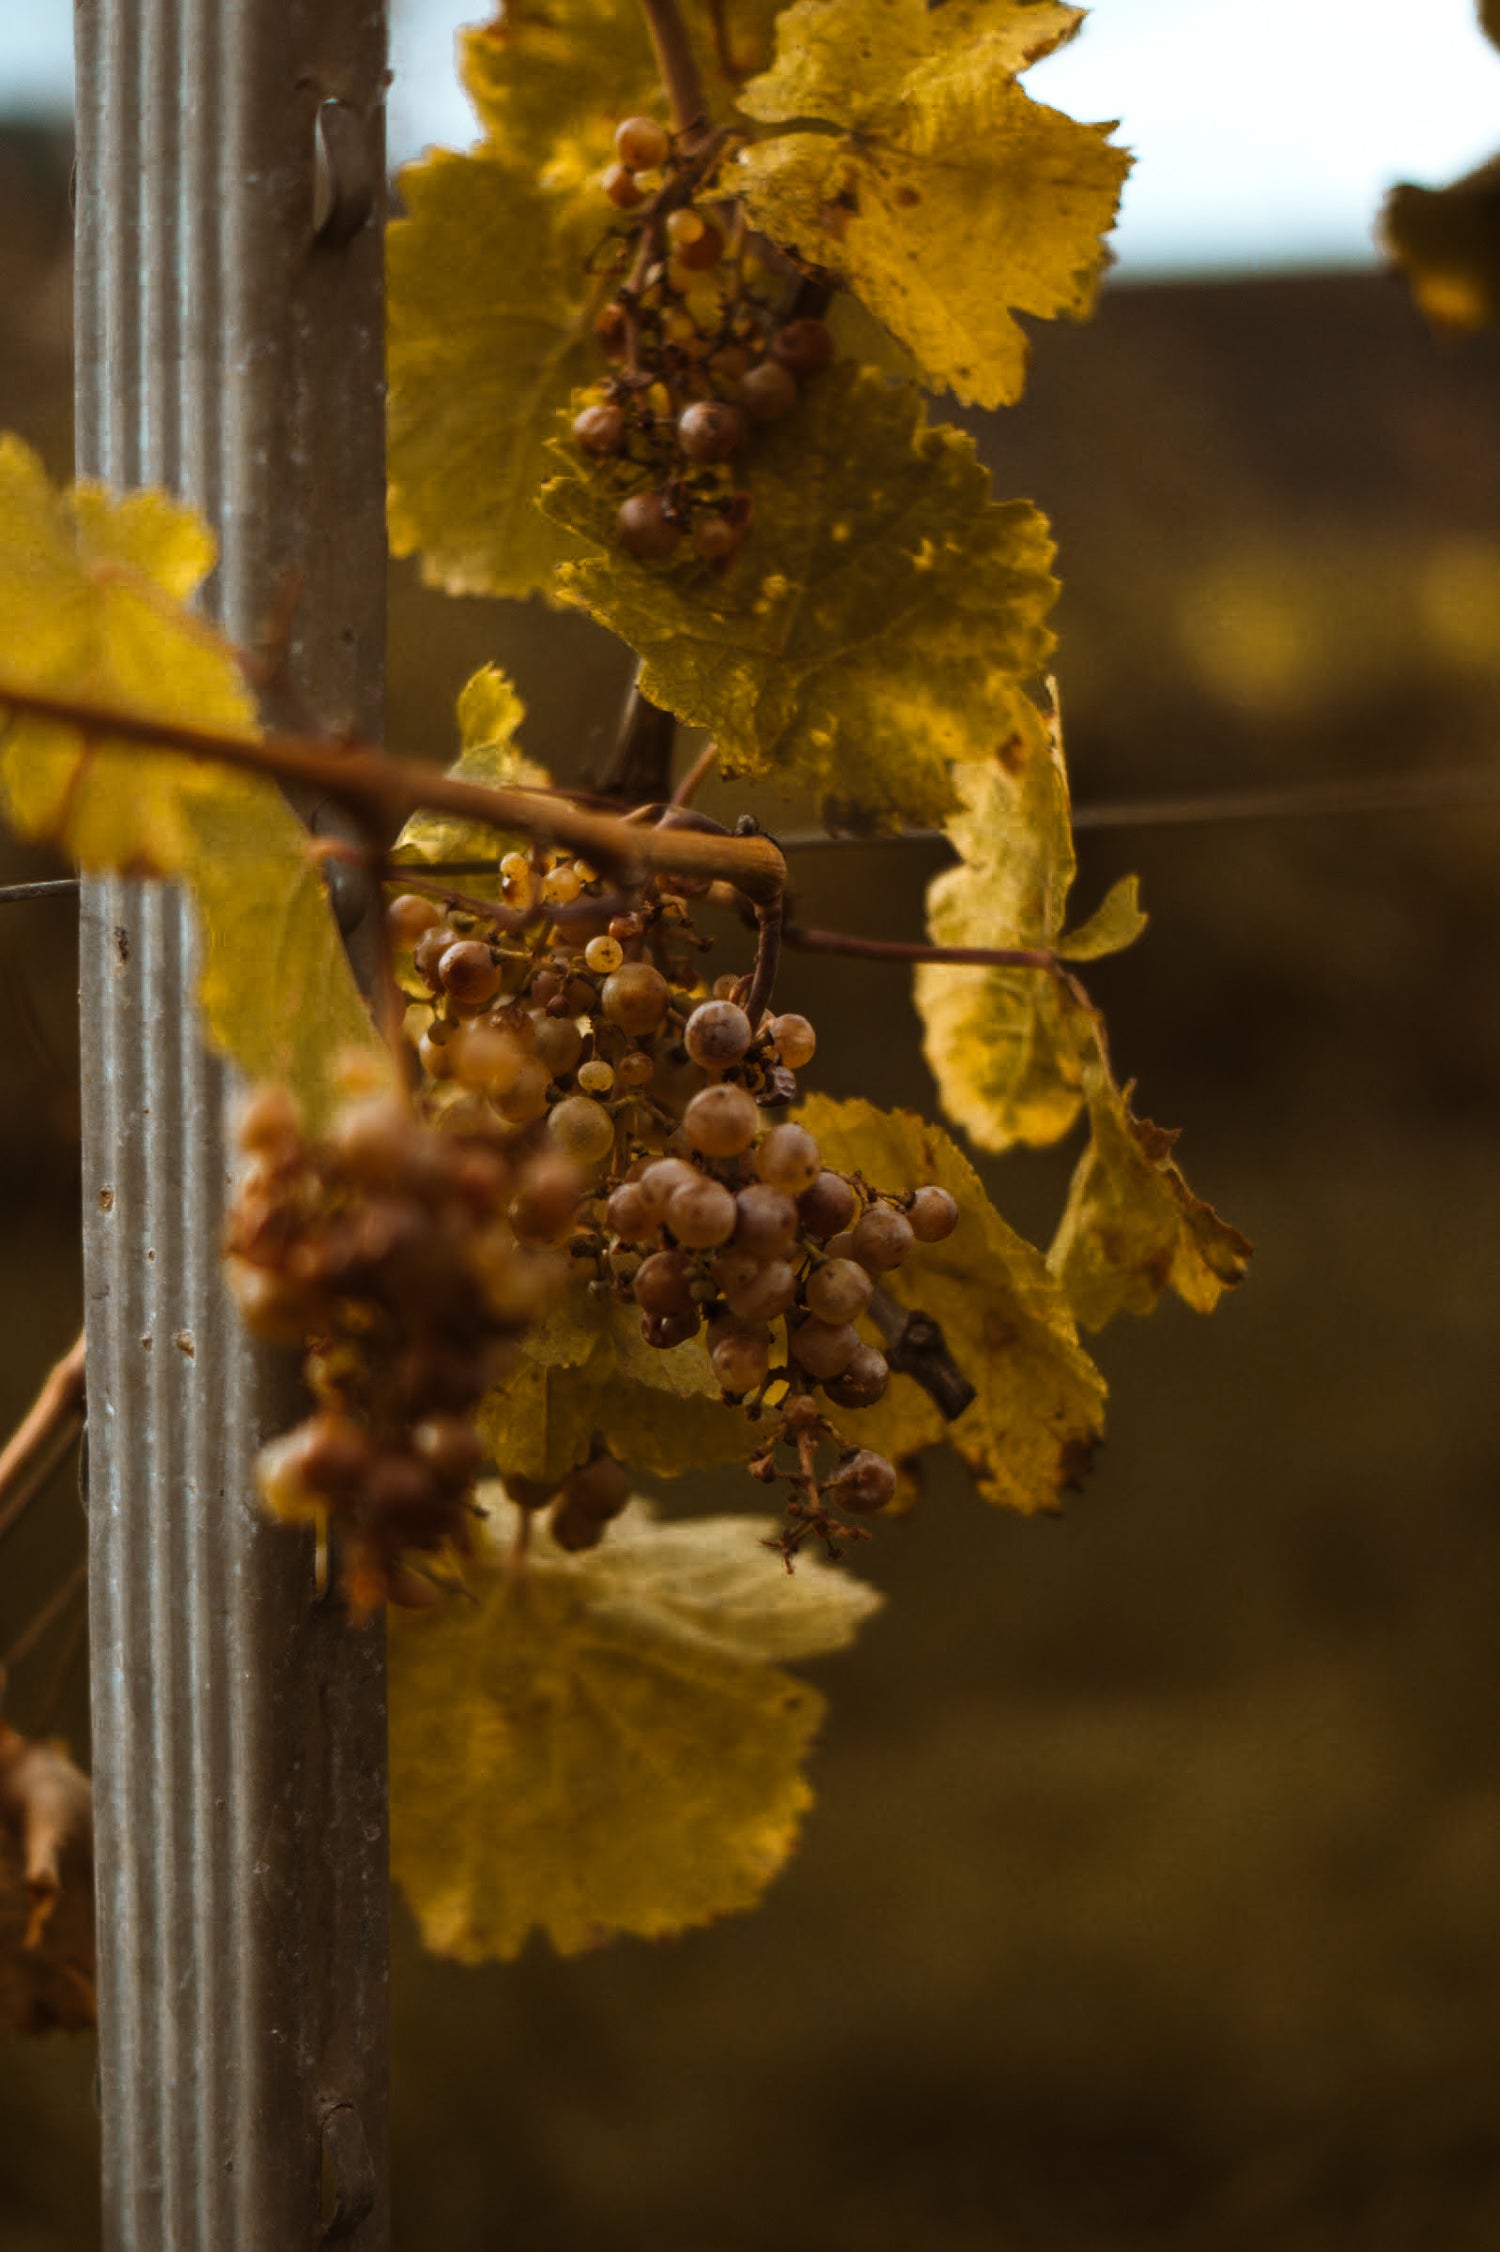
[0,879,81,905]
[638,0,707,132]
[0,1556,88,1688]
[671,741,718,807]
[0,679,788,908]
[0,1335,86,1555]
[784,923,1056,973]
[744,896,783,1028]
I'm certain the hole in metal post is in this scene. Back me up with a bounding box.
[313,101,375,246]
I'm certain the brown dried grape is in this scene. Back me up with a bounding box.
[509,1154,587,1243]
[732,1183,799,1256]
[550,1493,607,1551]
[797,1170,856,1241]
[641,1306,701,1349]
[683,998,753,1069]
[634,1156,699,1219]
[771,317,835,378]
[602,961,670,1035]
[822,1344,889,1410]
[438,939,503,1011]
[828,1449,897,1515]
[724,1257,797,1323]
[677,400,745,464]
[754,1123,821,1196]
[603,162,645,209]
[788,1318,860,1381]
[711,1327,770,1395]
[605,1181,657,1242]
[804,1257,873,1323]
[566,1452,632,1521]
[908,1186,960,1243]
[850,1204,915,1273]
[617,491,681,560]
[740,361,798,422]
[634,1249,697,1316]
[683,1082,758,1158]
[666,1176,738,1249]
[574,402,627,455]
[411,924,458,988]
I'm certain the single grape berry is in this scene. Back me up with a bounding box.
[665,207,704,249]
[677,399,746,464]
[683,998,752,1069]
[723,1257,797,1323]
[642,1307,701,1349]
[450,1025,526,1096]
[550,1494,607,1551]
[850,1204,916,1273]
[683,1082,759,1158]
[771,317,835,378]
[822,1344,890,1410]
[386,892,444,946]
[532,1014,585,1078]
[804,1257,873,1324]
[634,1249,697,1316]
[711,1327,770,1395]
[740,361,799,422]
[605,1180,656,1243]
[494,1057,551,1124]
[566,1452,631,1521]
[797,1170,857,1241]
[438,940,503,1011]
[634,1156,700,1219]
[602,961,670,1035]
[908,1186,960,1243]
[789,1318,860,1381]
[692,511,749,564]
[412,924,458,988]
[413,1416,485,1489]
[732,1184,799,1256]
[577,1058,615,1096]
[617,491,681,560]
[614,115,670,172]
[573,402,627,456]
[509,1152,587,1242]
[755,1123,821,1196]
[828,1449,897,1515]
[542,860,582,906]
[547,1095,615,1165]
[675,220,723,271]
[769,1012,817,1069]
[585,934,625,975]
[666,1176,738,1249]
[603,162,645,209]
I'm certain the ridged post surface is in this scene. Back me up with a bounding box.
[74,2,390,2245]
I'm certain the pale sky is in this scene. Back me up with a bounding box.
[2,0,1497,275]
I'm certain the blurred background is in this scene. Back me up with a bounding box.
[2,3,1500,2247]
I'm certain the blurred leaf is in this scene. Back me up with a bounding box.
[0,439,384,1126]
[545,365,1058,830]
[388,152,601,601]
[735,0,1127,407]
[481,1277,766,1483]
[0,1724,95,2036]
[1481,0,1500,51]
[916,708,1143,1151]
[1049,1031,1252,1328]
[1382,158,1500,334]
[393,665,549,873]
[390,1492,880,1959]
[795,1095,1106,1511]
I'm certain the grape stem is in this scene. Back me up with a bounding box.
[744,894,783,1030]
[638,0,707,134]
[670,740,718,807]
[0,679,789,909]
[0,1332,86,1557]
[784,921,1057,975]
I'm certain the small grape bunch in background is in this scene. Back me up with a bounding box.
[225,1073,570,1614]
[573,113,838,564]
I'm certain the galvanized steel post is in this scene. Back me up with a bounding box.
[74,2,391,2244]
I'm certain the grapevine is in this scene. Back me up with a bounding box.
[0,0,1254,1972]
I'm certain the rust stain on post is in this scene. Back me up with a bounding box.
[75,3,391,2245]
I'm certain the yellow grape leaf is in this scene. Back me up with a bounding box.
[460,0,787,194]
[1049,1033,1252,1328]
[544,365,1059,830]
[481,1277,766,1483]
[796,1095,1106,1512]
[389,1492,880,1959]
[1381,160,1500,334]
[388,152,602,601]
[0,1724,95,2037]
[0,439,384,1127]
[393,664,549,874]
[735,0,1129,407]
[916,710,1145,1152]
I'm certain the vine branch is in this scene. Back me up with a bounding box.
[0,681,788,909]
[784,922,1056,974]
[638,0,707,134]
[0,1334,87,1555]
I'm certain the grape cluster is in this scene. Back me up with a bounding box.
[575,115,836,564]
[392,857,960,1561]
[225,1076,568,1614]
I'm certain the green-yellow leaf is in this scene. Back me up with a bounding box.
[544,365,1058,830]
[388,151,602,601]
[1048,1036,1252,1328]
[736,0,1129,407]
[389,1493,880,1958]
[480,1277,766,1484]
[916,708,1143,1151]
[796,1095,1105,1511]
[393,664,549,874]
[0,439,385,1127]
